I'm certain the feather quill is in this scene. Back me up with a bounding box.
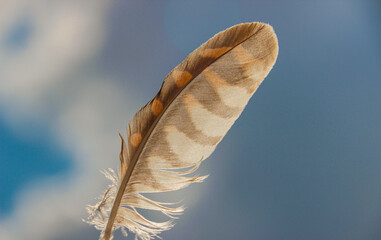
[85,22,279,240]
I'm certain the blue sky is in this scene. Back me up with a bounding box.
[0,115,71,216]
[1,0,381,240]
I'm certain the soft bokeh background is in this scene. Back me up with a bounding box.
[0,0,380,239]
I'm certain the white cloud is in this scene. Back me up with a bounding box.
[0,1,131,239]
[0,0,107,121]
[0,76,136,240]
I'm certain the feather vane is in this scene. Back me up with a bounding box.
[85,22,279,240]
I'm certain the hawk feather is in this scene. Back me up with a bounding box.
[85,22,279,240]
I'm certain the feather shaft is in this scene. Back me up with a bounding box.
[104,114,163,239]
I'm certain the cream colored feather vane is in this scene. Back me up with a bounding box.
[85,22,278,240]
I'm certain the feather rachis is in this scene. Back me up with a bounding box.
[85,22,278,240]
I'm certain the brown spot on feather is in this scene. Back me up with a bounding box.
[151,99,163,116]
[173,70,193,87]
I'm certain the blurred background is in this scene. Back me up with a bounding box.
[0,0,380,239]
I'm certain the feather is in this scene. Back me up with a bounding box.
[85,22,279,240]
